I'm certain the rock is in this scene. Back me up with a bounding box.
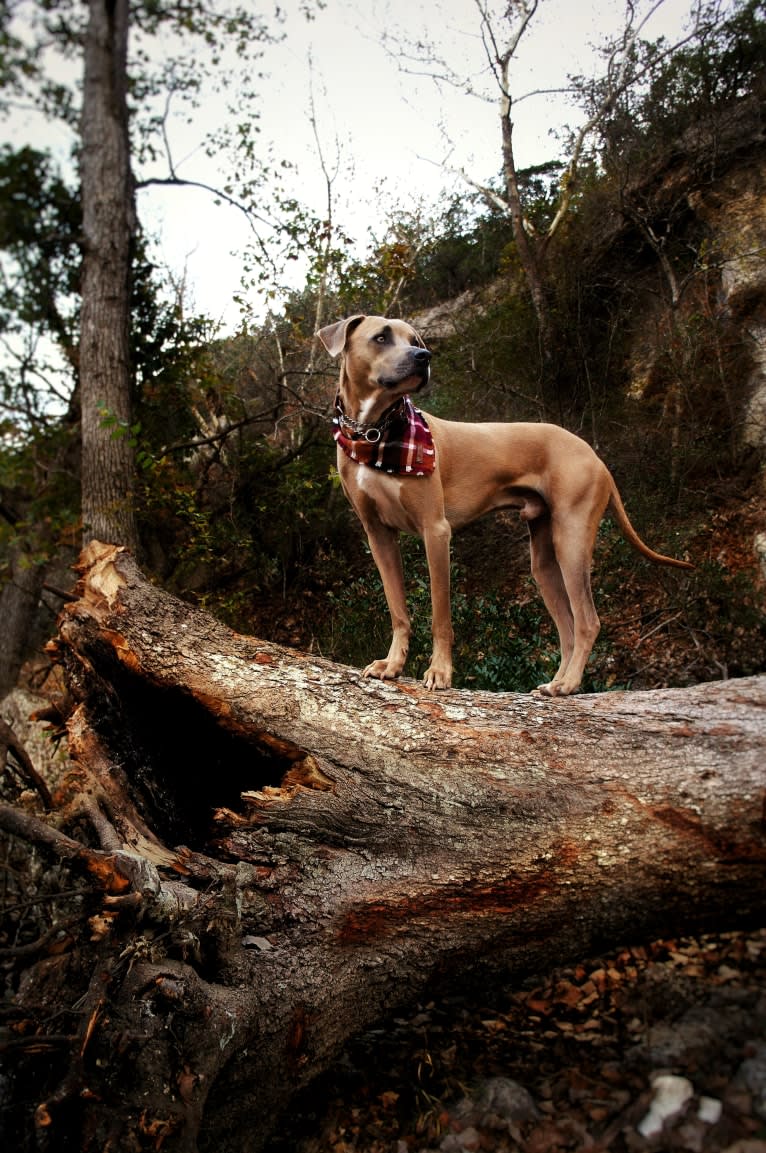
[733,1042,766,1120]
[628,997,763,1068]
[697,1095,723,1124]
[443,1076,540,1148]
[637,1073,694,1138]
[472,1076,540,1127]
[440,1126,480,1151]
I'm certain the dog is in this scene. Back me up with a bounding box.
[318,314,692,696]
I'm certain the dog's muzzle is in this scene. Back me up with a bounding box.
[380,347,431,389]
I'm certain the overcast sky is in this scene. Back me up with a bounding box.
[7,0,704,333]
[139,0,703,330]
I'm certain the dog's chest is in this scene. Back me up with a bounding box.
[342,461,418,532]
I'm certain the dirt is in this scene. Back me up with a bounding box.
[268,928,766,1153]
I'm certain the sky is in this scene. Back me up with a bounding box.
[137,0,700,331]
[6,0,703,334]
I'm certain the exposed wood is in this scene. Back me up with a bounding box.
[3,540,765,1152]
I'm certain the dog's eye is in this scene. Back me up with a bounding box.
[374,334,387,344]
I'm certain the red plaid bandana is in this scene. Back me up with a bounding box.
[333,394,436,476]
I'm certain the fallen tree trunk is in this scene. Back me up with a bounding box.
[3,541,765,1153]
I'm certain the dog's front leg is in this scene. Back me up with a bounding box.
[363,520,411,682]
[422,519,454,690]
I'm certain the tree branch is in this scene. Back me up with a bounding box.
[135,174,276,236]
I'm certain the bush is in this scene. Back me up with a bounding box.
[320,539,561,693]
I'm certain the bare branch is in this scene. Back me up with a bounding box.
[164,403,288,455]
[0,719,53,808]
[474,0,538,92]
[548,0,709,242]
[305,55,341,373]
[136,175,276,236]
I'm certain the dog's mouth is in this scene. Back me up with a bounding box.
[378,351,431,391]
[378,370,430,392]
[409,365,431,394]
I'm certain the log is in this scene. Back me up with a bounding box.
[4,540,765,1153]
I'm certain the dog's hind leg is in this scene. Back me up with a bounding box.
[362,520,411,682]
[528,514,576,693]
[538,514,601,696]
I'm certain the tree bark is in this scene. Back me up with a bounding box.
[0,539,46,696]
[4,541,765,1152]
[498,85,553,366]
[79,0,137,550]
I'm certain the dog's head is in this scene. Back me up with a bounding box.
[317,315,431,403]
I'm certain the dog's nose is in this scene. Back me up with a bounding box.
[413,348,431,364]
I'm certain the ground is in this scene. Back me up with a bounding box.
[268,928,766,1153]
[2,590,765,1153]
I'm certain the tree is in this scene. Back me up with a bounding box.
[0,0,309,688]
[79,0,137,549]
[0,146,81,693]
[382,0,716,391]
[2,540,764,1151]
[0,0,308,553]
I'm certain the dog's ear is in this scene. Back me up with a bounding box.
[317,315,366,358]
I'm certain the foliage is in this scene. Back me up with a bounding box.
[330,193,513,318]
[0,153,220,566]
[318,539,560,693]
[0,144,81,588]
[0,420,79,557]
[592,0,766,166]
[124,317,345,620]
[683,558,766,677]
[0,146,80,428]
[1,0,766,694]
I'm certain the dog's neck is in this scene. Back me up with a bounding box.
[337,366,405,431]
[335,388,405,437]
[333,390,436,476]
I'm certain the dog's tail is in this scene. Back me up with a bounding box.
[608,479,694,570]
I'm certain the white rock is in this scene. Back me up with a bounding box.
[698,1095,723,1124]
[637,1074,694,1138]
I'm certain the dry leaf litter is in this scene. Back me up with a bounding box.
[266,929,766,1153]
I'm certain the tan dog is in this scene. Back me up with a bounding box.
[318,314,692,696]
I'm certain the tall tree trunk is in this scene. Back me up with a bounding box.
[3,542,764,1152]
[0,539,45,695]
[79,0,138,550]
[500,92,552,363]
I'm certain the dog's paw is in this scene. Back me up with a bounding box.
[423,665,452,690]
[535,679,579,697]
[362,659,403,682]
[534,680,556,697]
